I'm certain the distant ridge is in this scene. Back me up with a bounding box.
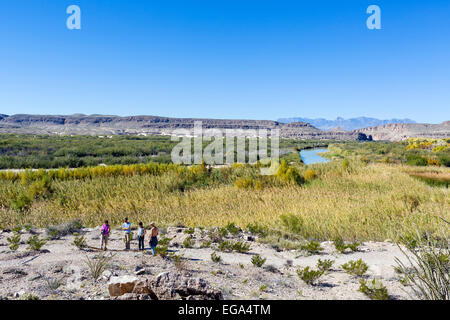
[277,116,417,131]
[0,114,447,141]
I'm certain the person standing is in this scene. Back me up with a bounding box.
[149,222,159,255]
[137,222,146,251]
[122,217,131,250]
[101,220,110,251]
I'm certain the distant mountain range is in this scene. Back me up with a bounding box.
[0,114,448,141]
[276,117,417,131]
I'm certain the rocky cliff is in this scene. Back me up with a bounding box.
[0,114,448,141]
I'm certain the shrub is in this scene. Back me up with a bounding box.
[297,267,323,285]
[27,176,53,199]
[184,227,194,234]
[157,236,172,246]
[172,254,188,271]
[300,241,323,255]
[182,236,194,248]
[200,240,211,248]
[342,158,350,171]
[23,224,33,232]
[251,254,266,267]
[155,245,169,258]
[20,293,40,300]
[84,252,114,282]
[317,259,335,273]
[406,155,427,166]
[27,235,47,251]
[232,241,250,253]
[246,223,268,237]
[341,259,369,276]
[7,233,21,252]
[333,237,347,253]
[211,251,221,263]
[225,222,241,235]
[395,231,450,300]
[73,235,87,250]
[304,169,317,181]
[46,219,83,239]
[10,193,32,212]
[218,240,233,252]
[358,279,389,300]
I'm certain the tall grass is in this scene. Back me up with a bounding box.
[0,161,448,241]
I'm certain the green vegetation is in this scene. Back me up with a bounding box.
[358,279,389,300]
[341,259,369,277]
[0,136,448,242]
[317,259,335,273]
[73,235,87,250]
[211,251,222,263]
[297,266,323,285]
[300,240,323,255]
[27,235,47,251]
[395,231,450,300]
[251,254,266,267]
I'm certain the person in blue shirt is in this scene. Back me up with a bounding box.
[122,217,131,250]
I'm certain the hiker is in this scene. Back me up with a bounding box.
[101,220,110,251]
[137,222,146,251]
[149,222,159,255]
[122,217,131,250]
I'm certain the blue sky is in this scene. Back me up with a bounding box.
[0,0,449,123]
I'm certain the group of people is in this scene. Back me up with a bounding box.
[100,218,159,254]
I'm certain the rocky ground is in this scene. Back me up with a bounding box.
[0,225,415,300]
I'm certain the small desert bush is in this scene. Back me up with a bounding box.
[172,254,188,271]
[232,241,250,253]
[7,233,21,251]
[211,251,221,263]
[297,266,323,285]
[155,245,169,258]
[251,254,266,267]
[341,259,369,277]
[358,279,389,300]
[10,193,32,212]
[84,252,114,282]
[200,240,211,248]
[182,236,194,248]
[317,259,335,273]
[27,235,47,251]
[46,219,83,239]
[73,235,87,250]
[300,240,323,255]
[334,237,360,253]
[225,222,241,235]
[157,236,172,246]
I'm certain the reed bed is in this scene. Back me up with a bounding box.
[0,161,448,241]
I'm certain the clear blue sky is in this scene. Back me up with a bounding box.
[0,0,449,123]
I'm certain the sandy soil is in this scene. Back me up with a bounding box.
[0,226,414,300]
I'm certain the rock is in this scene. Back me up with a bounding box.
[116,293,138,300]
[149,271,222,300]
[108,275,138,297]
[102,270,112,281]
[135,269,146,276]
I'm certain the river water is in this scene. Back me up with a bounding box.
[299,148,330,165]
